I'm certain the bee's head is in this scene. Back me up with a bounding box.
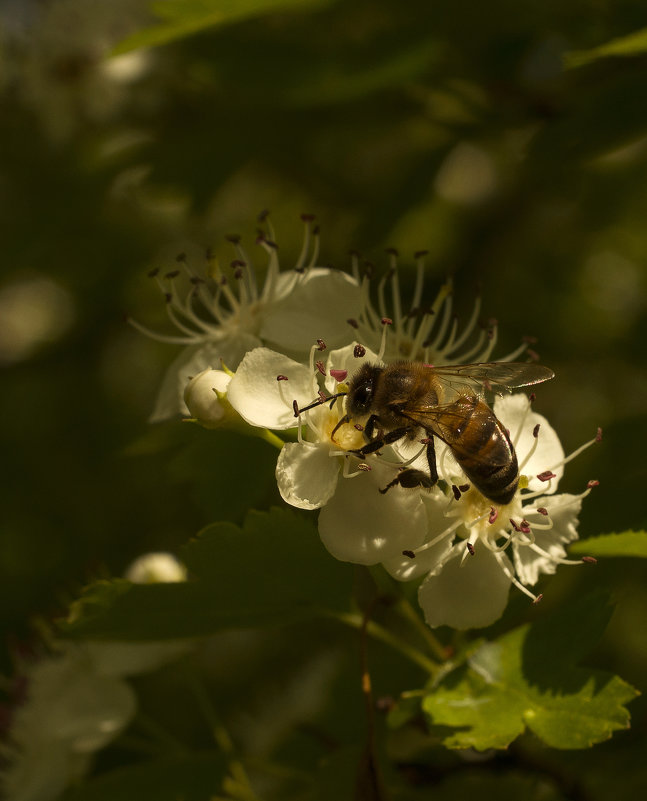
[347,363,382,418]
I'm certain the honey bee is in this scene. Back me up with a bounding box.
[338,361,554,505]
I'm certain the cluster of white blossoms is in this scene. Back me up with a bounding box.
[137,217,597,630]
[1,553,190,801]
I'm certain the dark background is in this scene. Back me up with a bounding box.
[1,0,646,792]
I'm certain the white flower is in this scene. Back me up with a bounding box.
[226,343,428,564]
[348,249,529,365]
[128,215,362,422]
[182,367,233,428]
[383,394,598,629]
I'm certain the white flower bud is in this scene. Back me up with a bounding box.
[183,368,232,428]
[124,552,188,584]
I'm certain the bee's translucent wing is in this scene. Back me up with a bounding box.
[428,362,554,397]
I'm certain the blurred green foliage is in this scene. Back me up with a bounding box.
[1,0,647,797]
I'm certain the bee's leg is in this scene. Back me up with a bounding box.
[351,426,412,457]
[379,469,434,494]
[424,436,438,485]
[363,414,380,440]
[379,436,438,494]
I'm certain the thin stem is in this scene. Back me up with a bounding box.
[183,667,262,801]
[255,428,286,450]
[393,596,449,663]
[327,611,438,675]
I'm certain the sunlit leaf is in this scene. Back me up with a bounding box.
[412,593,638,750]
[566,27,647,68]
[570,531,647,558]
[60,508,352,639]
[113,0,331,54]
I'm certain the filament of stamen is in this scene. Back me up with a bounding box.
[446,296,481,355]
[547,437,597,471]
[493,552,539,601]
[413,519,463,555]
[126,317,199,345]
[517,431,540,471]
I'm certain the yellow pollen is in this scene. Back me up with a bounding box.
[322,414,365,451]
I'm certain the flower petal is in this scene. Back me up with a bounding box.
[494,394,565,493]
[513,492,583,585]
[418,545,512,629]
[150,334,260,422]
[276,442,340,510]
[318,461,427,565]
[227,347,314,429]
[261,270,362,352]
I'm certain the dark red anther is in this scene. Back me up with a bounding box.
[315,360,326,376]
[385,247,399,256]
[533,423,540,438]
[205,247,215,260]
[483,379,492,392]
[316,339,326,351]
[292,400,299,417]
[225,234,241,244]
[537,470,556,482]
[466,542,475,556]
[420,437,432,445]
[459,484,470,493]
[357,463,372,472]
[190,276,205,285]
[414,249,429,259]
[354,423,364,431]
[354,344,366,358]
[300,212,315,222]
[522,335,538,344]
[265,239,278,250]
[175,252,186,262]
[147,268,159,278]
[219,276,228,286]
[587,479,600,488]
[164,270,180,279]
[452,484,462,500]
[381,317,393,326]
[582,556,597,564]
[318,390,327,401]
[234,268,244,280]
[536,507,548,516]
[164,292,172,304]
[509,518,522,532]
[330,368,347,382]
[527,349,540,362]
[529,392,536,403]
[230,259,246,269]
[313,225,320,236]
[402,550,415,559]
[347,318,359,329]
[488,507,498,524]
[257,209,270,222]
[276,375,288,381]
[533,594,544,605]
[596,427,603,442]
[520,520,531,534]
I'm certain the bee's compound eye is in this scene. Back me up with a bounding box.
[351,383,372,412]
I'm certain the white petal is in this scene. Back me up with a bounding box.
[494,394,565,493]
[227,347,314,429]
[276,442,340,510]
[150,334,260,422]
[318,461,427,565]
[125,552,188,583]
[382,489,454,581]
[261,270,362,352]
[418,545,512,629]
[513,492,582,585]
[323,342,383,394]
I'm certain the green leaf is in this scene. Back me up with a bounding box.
[61,752,226,801]
[570,531,647,558]
[60,508,353,640]
[416,592,638,750]
[566,27,647,69]
[113,0,331,54]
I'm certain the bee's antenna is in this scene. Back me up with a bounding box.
[294,391,347,417]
